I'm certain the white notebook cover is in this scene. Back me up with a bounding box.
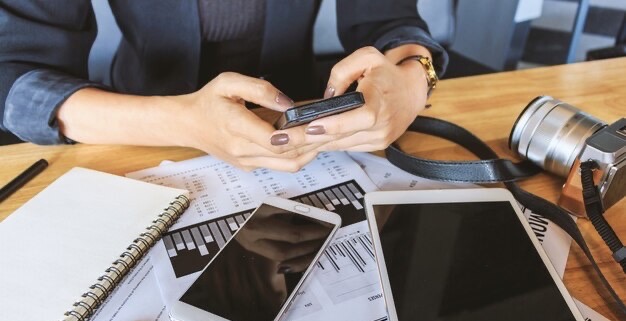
[0,167,188,321]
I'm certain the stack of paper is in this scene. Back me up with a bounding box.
[86,152,608,321]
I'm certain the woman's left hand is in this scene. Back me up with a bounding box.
[271,45,430,152]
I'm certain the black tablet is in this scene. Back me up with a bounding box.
[364,188,584,321]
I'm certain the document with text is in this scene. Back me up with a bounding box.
[127,152,388,321]
[86,151,608,321]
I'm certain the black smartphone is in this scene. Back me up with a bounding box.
[274,91,365,130]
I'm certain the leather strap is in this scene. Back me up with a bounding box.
[386,116,542,183]
[386,116,626,316]
[581,160,626,272]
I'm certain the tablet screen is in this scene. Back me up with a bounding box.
[372,201,578,321]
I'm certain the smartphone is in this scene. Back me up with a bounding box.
[274,91,365,129]
[169,196,342,321]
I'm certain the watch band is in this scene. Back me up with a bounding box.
[396,55,438,97]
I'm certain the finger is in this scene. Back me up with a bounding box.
[226,106,325,156]
[318,129,392,152]
[218,101,279,144]
[325,46,385,98]
[222,106,299,155]
[237,150,320,172]
[305,101,378,137]
[326,142,388,153]
[270,126,340,150]
[267,131,328,154]
[212,72,294,111]
[217,144,318,172]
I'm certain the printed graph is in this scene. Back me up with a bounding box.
[314,231,381,304]
[161,180,367,278]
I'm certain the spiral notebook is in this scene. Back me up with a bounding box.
[0,167,190,321]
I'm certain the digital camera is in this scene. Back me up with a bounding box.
[509,96,626,217]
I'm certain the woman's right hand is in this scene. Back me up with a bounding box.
[59,72,320,172]
[173,72,321,171]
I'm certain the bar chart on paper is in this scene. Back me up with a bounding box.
[128,152,389,321]
[284,225,385,321]
[315,230,381,304]
[161,180,371,278]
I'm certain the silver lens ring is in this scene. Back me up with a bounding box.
[509,96,554,153]
[509,96,606,177]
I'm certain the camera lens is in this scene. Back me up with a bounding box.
[509,96,606,177]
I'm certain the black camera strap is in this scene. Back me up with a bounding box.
[386,116,626,316]
[580,161,626,272]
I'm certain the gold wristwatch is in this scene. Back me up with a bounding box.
[397,55,438,97]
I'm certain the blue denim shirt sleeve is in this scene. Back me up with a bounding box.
[374,26,449,77]
[3,69,107,145]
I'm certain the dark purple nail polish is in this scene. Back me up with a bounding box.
[324,86,335,99]
[306,125,326,135]
[276,92,295,108]
[270,133,289,146]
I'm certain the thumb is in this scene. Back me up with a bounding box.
[325,46,386,98]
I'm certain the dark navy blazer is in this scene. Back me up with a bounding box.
[0,0,447,144]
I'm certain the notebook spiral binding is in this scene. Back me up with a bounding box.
[62,194,190,321]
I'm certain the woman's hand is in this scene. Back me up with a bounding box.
[271,45,430,152]
[59,72,320,172]
[174,72,325,171]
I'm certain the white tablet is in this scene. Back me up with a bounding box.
[364,188,584,321]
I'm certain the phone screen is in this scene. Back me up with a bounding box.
[179,203,335,321]
[373,201,578,321]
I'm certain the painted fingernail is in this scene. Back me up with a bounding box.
[306,125,325,135]
[324,86,335,99]
[277,265,292,274]
[270,133,289,146]
[276,92,294,108]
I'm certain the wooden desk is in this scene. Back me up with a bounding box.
[1,58,625,320]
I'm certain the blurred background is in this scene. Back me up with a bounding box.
[445,0,626,76]
[2,0,625,145]
[313,0,626,79]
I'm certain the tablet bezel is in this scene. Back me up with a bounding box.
[364,188,584,321]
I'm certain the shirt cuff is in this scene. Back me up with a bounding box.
[374,26,449,77]
[3,69,107,145]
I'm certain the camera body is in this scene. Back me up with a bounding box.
[559,120,626,216]
[510,96,626,217]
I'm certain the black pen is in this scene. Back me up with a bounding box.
[0,159,48,203]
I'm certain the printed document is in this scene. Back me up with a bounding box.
[86,151,607,321]
[128,152,387,321]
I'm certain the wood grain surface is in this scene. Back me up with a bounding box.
[1,57,624,320]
